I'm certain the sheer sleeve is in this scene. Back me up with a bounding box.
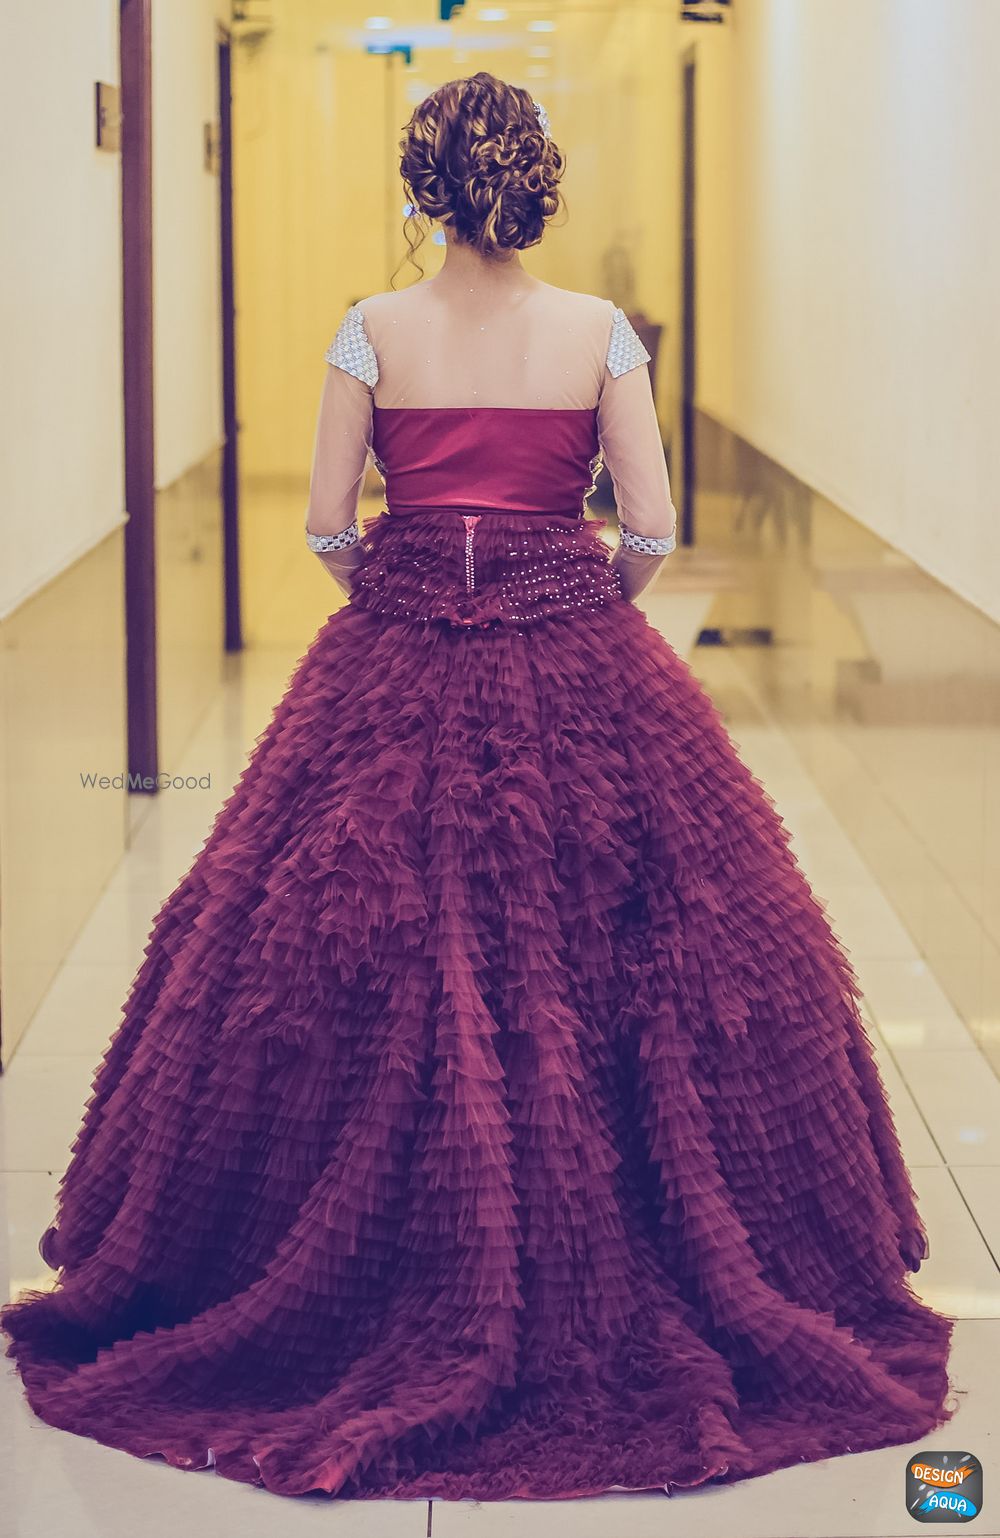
[597,307,678,602]
[304,305,377,596]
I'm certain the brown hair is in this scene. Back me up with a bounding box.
[394,71,565,280]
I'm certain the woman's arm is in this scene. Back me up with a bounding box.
[304,306,377,596]
[597,310,678,602]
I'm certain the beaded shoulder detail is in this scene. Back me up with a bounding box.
[324,304,379,388]
[606,307,652,379]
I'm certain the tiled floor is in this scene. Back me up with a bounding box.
[1,530,997,1536]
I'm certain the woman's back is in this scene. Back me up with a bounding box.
[308,267,677,615]
[309,268,676,627]
[358,275,618,410]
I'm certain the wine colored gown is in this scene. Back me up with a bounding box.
[2,279,954,1501]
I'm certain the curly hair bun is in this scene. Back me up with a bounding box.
[399,71,565,257]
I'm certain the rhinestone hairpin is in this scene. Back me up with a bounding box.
[532,99,552,138]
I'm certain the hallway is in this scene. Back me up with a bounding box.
[3,0,999,1526]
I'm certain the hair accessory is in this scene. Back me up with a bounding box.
[532,99,552,139]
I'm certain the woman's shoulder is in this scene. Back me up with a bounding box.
[532,284,650,375]
[522,279,616,325]
[533,278,615,307]
[350,287,404,316]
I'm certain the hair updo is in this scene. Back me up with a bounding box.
[397,71,565,269]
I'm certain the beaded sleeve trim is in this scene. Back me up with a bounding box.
[306,519,360,553]
[324,305,379,388]
[606,308,652,378]
[619,523,676,556]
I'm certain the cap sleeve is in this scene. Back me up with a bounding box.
[605,306,652,378]
[324,303,379,389]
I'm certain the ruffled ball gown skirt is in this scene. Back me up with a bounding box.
[2,501,954,1500]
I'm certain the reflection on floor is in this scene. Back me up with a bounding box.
[1,485,998,1537]
[692,411,1000,1081]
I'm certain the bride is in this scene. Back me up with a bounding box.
[2,69,953,1502]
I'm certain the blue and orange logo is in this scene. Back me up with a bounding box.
[907,1451,982,1523]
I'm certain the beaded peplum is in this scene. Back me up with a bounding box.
[349,501,622,628]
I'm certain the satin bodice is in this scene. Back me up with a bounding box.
[349,405,621,629]
[371,405,601,515]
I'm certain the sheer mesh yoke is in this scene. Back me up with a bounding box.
[305,277,677,600]
[305,362,373,593]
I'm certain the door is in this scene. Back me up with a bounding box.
[120,0,158,783]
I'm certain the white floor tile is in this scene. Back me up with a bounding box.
[62,882,163,970]
[893,1049,1000,1168]
[106,837,202,897]
[0,1367,427,1538]
[951,1167,1000,1270]
[125,820,206,889]
[788,827,875,887]
[0,1056,98,1174]
[862,958,979,1052]
[815,883,921,962]
[908,1165,1000,1320]
[16,959,134,1058]
[864,1031,946,1170]
[0,1169,58,1303]
[759,791,847,837]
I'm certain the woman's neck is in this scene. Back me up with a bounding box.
[432,229,531,292]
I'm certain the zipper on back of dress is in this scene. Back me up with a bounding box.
[462,514,482,593]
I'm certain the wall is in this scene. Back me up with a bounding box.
[0,0,230,1064]
[0,1,125,618]
[152,0,225,491]
[0,1,126,1063]
[696,0,1000,624]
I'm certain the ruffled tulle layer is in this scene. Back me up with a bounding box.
[1,597,955,1500]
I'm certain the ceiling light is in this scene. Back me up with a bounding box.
[365,15,393,28]
[479,7,508,19]
[527,19,556,30]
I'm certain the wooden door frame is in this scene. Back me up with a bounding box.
[217,22,242,652]
[120,0,158,784]
[680,48,697,547]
